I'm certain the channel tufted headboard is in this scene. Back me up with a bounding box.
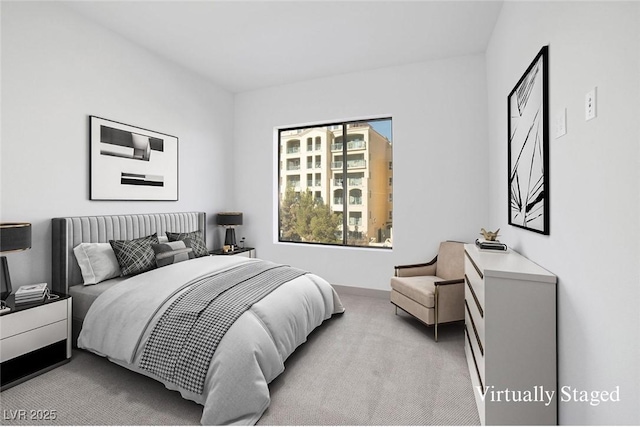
[52,212,205,293]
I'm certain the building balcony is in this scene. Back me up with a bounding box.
[331,140,366,151]
[331,160,366,169]
[347,159,366,169]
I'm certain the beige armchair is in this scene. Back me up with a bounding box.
[390,241,465,341]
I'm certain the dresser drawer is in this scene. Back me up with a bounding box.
[465,283,485,344]
[0,319,67,362]
[465,320,485,389]
[0,299,67,339]
[464,252,484,311]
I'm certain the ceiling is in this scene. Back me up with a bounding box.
[63,1,503,93]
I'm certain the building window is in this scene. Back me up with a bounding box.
[278,118,392,248]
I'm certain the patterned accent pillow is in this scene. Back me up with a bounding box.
[152,240,195,268]
[109,233,159,276]
[166,230,208,257]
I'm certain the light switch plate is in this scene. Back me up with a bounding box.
[586,88,597,121]
[554,108,567,138]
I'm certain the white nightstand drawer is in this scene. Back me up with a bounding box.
[0,299,67,339]
[0,319,67,362]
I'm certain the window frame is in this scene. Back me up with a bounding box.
[277,117,392,250]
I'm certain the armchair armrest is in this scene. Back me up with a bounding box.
[394,255,437,277]
[434,278,465,323]
[434,278,465,286]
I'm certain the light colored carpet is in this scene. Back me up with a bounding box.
[0,292,479,425]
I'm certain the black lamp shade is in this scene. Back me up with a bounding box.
[0,223,32,253]
[216,212,243,227]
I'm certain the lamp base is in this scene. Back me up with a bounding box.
[0,256,12,302]
[224,228,237,248]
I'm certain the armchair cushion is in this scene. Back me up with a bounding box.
[390,275,443,308]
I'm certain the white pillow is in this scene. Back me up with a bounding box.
[73,243,121,285]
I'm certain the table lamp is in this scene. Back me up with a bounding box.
[0,222,32,309]
[216,212,243,250]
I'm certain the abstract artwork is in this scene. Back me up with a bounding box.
[507,46,549,235]
[90,116,178,201]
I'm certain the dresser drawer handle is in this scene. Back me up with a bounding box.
[464,249,483,279]
[465,327,484,390]
[465,299,484,356]
[465,274,484,318]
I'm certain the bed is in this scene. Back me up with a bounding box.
[51,212,344,425]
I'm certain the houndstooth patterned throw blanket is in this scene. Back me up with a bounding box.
[138,260,306,394]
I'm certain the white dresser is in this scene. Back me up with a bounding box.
[464,244,557,425]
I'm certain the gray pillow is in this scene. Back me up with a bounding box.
[152,240,195,268]
[110,233,159,276]
[166,230,208,257]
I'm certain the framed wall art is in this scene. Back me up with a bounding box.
[90,116,178,201]
[507,45,549,235]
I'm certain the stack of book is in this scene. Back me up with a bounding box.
[475,238,508,252]
[15,283,49,304]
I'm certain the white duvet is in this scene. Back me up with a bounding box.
[78,256,344,425]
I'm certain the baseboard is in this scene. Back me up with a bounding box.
[331,284,390,299]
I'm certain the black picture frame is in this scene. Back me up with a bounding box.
[90,116,179,201]
[507,46,549,235]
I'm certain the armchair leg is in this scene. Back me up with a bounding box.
[434,287,439,342]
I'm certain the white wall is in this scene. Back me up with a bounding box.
[0,2,235,287]
[234,55,489,290]
[485,2,640,424]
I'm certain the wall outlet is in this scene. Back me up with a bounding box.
[585,88,597,121]
[554,108,567,138]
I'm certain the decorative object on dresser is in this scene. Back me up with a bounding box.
[0,292,72,390]
[475,238,508,252]
[90,116,179,201]
[0,222,32,313]
[390,241,465,341]
[508,45,549,235]
[479,228,500,241]
[216,212,243,251]
[464,243,556,425]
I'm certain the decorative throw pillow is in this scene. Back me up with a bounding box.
[109,233,159,276]
[166,230,208,257]
[73,242,121,285]
[152,240,195,268]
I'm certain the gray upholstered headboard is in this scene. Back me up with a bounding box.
[52,212,206,293]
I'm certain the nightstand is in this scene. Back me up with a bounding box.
[0,292,72,390]
[210,247,256,258]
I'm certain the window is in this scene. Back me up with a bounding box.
[278,118,392,248]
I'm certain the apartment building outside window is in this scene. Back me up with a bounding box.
[278,118,393,248]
